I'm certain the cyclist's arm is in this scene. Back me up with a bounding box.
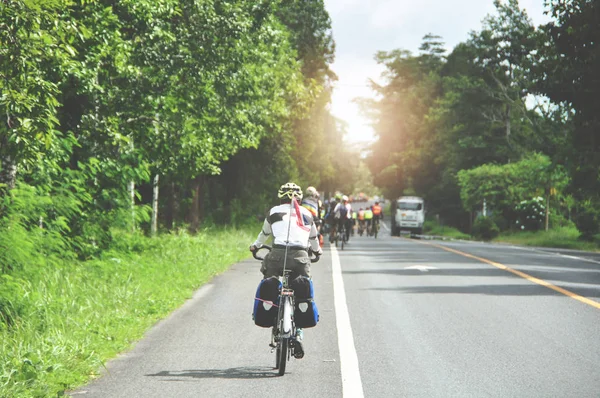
[252,218,272,247]
[333,203,341,218]
[308,222,320,252]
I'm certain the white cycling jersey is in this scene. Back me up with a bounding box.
[253,201,320,251]
[333,202,352,219]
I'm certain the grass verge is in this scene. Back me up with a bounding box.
[0,226,256,398]
[423,220,471,240]
[494,227,600,252]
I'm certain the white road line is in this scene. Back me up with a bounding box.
[330,244,364,398]
[508,245,600,265]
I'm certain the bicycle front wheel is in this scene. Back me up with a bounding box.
[277,338,288,376]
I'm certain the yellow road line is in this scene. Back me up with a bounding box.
[414,239,600,310]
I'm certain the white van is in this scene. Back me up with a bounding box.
[392,196,425,236]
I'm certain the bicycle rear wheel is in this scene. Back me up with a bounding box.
[277,338,288,375]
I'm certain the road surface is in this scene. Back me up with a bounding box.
[70,222,600,397]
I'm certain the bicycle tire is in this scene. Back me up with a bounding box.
[277,338,288,375]
[374,224,378,239]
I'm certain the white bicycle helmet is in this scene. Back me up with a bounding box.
[278,182,303,200]
[305,186,319,199]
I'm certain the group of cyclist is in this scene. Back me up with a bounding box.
[322,193,384,244]
[249,185,384,260]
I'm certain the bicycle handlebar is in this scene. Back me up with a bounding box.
[251,244,321,263]
[251,244,272,261]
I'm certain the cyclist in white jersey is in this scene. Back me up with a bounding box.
[250,182,322,278]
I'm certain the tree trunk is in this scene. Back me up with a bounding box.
[189,175,205,233]
[129,180,135,232]
[545,194,550,232]
[469,211,473,235]
[505,103,511,146]
[151,174,159,236]
[165,181,176,231]
[129,137,135,232]
[0,148,17,192]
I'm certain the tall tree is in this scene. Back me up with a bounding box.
[535,0,600,238]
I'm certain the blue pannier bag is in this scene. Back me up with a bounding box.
[290,276,319,328]
[253,277,281,328]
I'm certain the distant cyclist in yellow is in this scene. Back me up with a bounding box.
[364,207,373,235]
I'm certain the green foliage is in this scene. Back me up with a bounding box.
[203,0,346,220]
[514,197,545,232]
[495,226,600,251]
[457,153,570,229]
[0,226,256,397]
[574,200,600,240]
[472,216,500,241]
[1,0,339,242]
[534,0,600,237]
[362,0,599,235]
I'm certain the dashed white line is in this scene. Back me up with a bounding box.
[330,244,364,398]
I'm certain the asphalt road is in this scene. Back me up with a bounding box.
[70,221,600,397]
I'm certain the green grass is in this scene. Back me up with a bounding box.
[423,220,471,240]
[494,226,600,252]
[0,226,256,398]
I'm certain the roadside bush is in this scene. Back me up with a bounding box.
[491,213,510,231]
[549,208,574,229]
[514,197,545,231]
[472,216,499,241]
[574,201,600,240]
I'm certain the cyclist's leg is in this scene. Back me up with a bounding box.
[262,249,286,278]
[330,221,337,242]
[290,249,311,278]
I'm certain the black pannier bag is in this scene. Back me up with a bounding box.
[253,277,281,327]
[290,276,319,328]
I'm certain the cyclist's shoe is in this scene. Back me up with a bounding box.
[293,340,304,359]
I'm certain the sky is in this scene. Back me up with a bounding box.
[323,0,552,144]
